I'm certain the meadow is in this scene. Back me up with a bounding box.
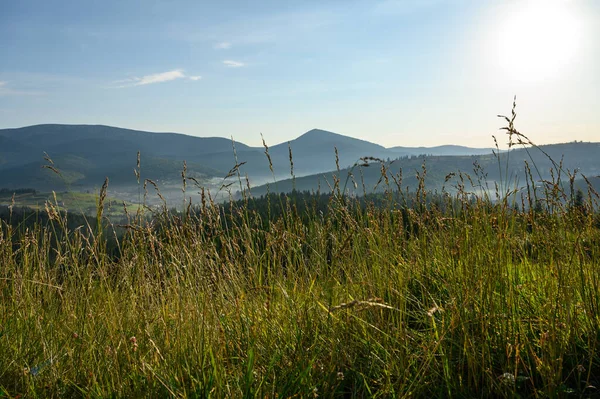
[1,112,600,398]
[0,189,132,219]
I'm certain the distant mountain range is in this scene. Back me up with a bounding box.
[0,124,597,200]
[0,124,245,191]
[250,141,600,197]
[0,124,495,192]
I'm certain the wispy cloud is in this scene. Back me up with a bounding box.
[0,81,44,96]
[116,69,185,87]
[136,70,185,85]
[214,41,231,49]
[113,70,201,88]
[223,60,245,68]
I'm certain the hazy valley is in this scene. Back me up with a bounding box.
[1,124,598,212]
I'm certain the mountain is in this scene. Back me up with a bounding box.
[270,129,389,173]
[0,124,249,191]
[0,124,254,166]
[231,129,390,179]
[193,129,394,181]
[281,129,386,156]
[202,129,498,181]
[248,142,600,197]
[0,124,557,201]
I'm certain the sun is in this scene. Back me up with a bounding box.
[495,0,582,82]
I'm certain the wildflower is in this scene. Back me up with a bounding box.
[130,336,138,352]
[427,305,442,317]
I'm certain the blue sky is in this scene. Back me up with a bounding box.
[1,0,599,147]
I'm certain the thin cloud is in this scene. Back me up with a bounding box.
[135,69,185,86]
[223,60,245,68]
[214,41,232,49]
[113,70,201,88]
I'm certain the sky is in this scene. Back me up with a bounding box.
[1,0,599,148]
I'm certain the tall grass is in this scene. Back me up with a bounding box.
[1,105,599,397]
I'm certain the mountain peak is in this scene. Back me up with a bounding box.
[291,128,385,151]
[297,128,340,139]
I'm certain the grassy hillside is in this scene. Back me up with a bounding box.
[1,139,600,397]
[0,189,133,218]
[1,109,600,396]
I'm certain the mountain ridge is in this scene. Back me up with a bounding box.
[2,124,594,201]
[2,123,496,151]
[249,142,600,197]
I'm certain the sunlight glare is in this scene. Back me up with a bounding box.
[495,0,582,82]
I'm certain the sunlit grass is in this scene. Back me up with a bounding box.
[1,105,599,397]
[0,190,133,218]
